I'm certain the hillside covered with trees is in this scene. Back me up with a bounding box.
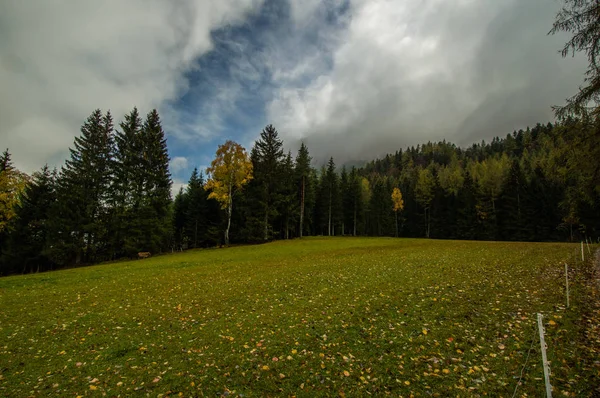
[1,113,599,275]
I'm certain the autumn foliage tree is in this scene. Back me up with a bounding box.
[205,140,253,245]
[0,150,29,235]
[391,187,404,237]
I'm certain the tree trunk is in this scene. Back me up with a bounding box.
[225,183,232,246]
[328,193,332,236]
[426,208,431,238]
[264,204,269,241]
[353,201,357,236]
[300,176,305,238]
[395,211,398,237]
[285,216,289,240]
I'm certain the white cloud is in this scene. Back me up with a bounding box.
[171,181,188,199]
[0,0,263,173]
[170,156,189,173]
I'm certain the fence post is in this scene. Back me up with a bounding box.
[537,313,552,398]
[581,241,584,262]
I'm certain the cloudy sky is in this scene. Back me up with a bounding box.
[0,0,587,191]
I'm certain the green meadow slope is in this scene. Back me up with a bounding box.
[0,238,597,397]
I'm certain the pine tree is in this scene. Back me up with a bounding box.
[550,0,600,117]
[456,171,478,239]
[498,159,527,241]
[185,168,207,248]
[139,109,172,252]
[279,151,296,239]
[295,142,312,238]
[314,166,328,236]
[325,158,340,236]
[251,125,284,241]
[112,107,143,257]
[348,167,363,236]
[0,149,13,172]
[172,187,187,251]
[5,165,57,274]
[340,166,352,235]
[50,109,114,264]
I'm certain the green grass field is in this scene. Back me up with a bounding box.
[0,237,597,397]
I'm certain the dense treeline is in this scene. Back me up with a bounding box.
[0,108,172,274]
[1,113,599,275]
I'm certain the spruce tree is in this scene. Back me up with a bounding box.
[185,168,207,248]
[279,151,296,239]
[295,142,312,238]
[325,158,340,236]
[314,166,328,236]
[5,165,57,274]
[348,167,363,236]
[251,125,284,241]
[139,109,172,252]
[0,149,12,172]
[50,109,114,264]
[498,159,527,241]
[112,107,143,257]
[340,166,352,235]
[172,187,187,251]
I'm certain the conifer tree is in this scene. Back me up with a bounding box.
[185,168,207,248]
[325,158,340,236]
[348,167,363,236]
[172,187,187,251]
[51,109,114,264]
[279,151,296,239]
[112,107,143,257]
[5,165,57,274]
[0,149,12,172]
[139,109,172,252]
[340,166,352,235]
[295,142,312,238]
[251,125,284,241]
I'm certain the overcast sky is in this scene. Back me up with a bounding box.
[0,0,587,191]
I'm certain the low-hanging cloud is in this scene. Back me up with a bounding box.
[266,0,587,165]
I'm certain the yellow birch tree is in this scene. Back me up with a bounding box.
[0,167,29,234]
[204,140,253,246]
[391,187,404,237]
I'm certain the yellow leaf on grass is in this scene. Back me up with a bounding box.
[422,329,428,335]
[548,320,556,326]
[89,385,97,390]
[343,370,350,377]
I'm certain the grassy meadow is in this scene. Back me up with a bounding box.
[0,237,598,397]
